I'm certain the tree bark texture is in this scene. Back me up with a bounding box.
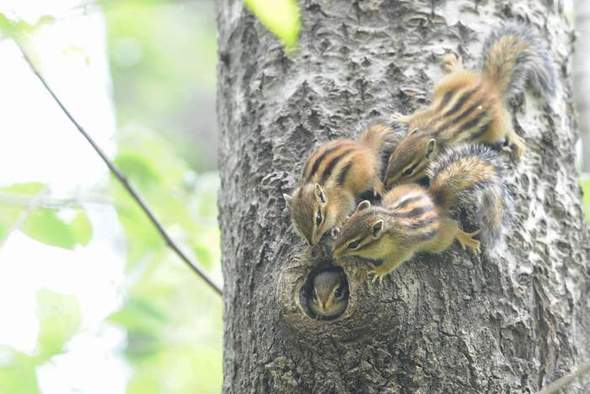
[574,0,590,171]
[217,0,590,392]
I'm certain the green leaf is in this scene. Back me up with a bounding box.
[108,296,167,334]
[0,348,40,394]
[0,183,94,248]
[35,290,81,361]
[0,182,45,196]
[244,0,300,51]
[114,152,161,189]
[71,211,93,246]
[21,209,77,249]
[0,13,37,40]
[125,331,162,361]
[0,13,19,38]
[0,182,47,242]
[0,205,23,243]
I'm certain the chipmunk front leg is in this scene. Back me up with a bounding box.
[504,127,527,161]
[441,53,464,74]
[497,108,526,161]
[456,228,481,254]
[367,254,407,285]
[367,262,391,286]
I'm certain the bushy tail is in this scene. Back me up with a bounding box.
[427,145,509,248]
[481,24,555,99]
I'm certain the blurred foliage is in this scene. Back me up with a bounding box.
[0,12,50,39]
[0,1,586,393]
[35,290,81,362]
[108,128,222,394]
[104,0,218,172]
[112,129,220,267]
[0,183,93,249]
[1,0,304,391]
[1,2,223,392]
[0,145,223,394]
[0,290,81,394]
[0,349,41,394]
[244,0,301,51]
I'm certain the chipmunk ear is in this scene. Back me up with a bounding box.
[314,183,327,203]
[426,138,437,158]
[372,220,384,238]
[331,226,341,239]
[356,200,371,212]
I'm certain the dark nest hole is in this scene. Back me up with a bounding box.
[299,264,350,321]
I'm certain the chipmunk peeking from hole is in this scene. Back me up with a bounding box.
[302,268,349,320]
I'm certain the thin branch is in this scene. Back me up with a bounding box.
[538,361,590,394]
[16,42,222,297]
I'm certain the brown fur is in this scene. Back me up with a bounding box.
[286,123,394,245]
[332,186,478,283]
[309,270,348,319]
[384,54,519,189]
[333,145,507,283]
[384,24,554,189]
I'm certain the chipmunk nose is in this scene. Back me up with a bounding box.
[312,232,323,245]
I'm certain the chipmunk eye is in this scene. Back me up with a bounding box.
[334,286,344,299]
[315,210,323,226]
[402,166,414,177]
[348,239,361,250]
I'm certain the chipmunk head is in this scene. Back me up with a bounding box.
[384,129,437,189]
[284,183,341,245]
[309,269,348,319]
[332,200,387,260]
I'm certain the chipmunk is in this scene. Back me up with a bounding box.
[332,144,507,284]
[384,24,555,188]
[284,123,395,245]
[308,269,349,319]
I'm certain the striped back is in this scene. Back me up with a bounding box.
[427,76,499,144]
[303,140,359,188]
[388,187,440,243]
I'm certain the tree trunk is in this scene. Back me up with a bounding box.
[574,0,590,171]
[217,1,590,392]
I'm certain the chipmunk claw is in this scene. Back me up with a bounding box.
[368,263,388,286]
[457,229,481,255]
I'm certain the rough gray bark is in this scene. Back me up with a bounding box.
[217,1,590,392]
[574,0,590,171]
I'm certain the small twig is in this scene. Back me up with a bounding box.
[538,361,590,394]
[16,42,222,296]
